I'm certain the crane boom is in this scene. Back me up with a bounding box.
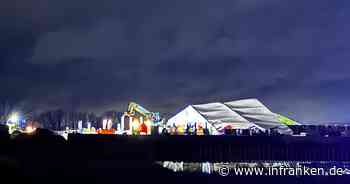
[122,102,163,135]
[127,102,152,118]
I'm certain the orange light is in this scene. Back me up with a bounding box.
[25,126,36,134]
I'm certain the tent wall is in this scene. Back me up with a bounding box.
[167,106,219,135]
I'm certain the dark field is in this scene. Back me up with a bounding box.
[1,130,350,184]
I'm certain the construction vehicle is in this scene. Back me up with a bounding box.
[121,102,163,135]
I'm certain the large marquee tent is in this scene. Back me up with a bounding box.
[167,98,298,135]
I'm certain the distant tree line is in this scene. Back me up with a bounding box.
[0,100,14,124]
[33,109,123,131]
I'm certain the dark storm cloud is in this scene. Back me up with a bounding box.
[1,0,350,122]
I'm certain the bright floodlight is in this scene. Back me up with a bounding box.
[8,113,19,123]
[25,126,36,134]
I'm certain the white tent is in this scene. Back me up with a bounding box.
[167,98,293,135]
[167,105,207,127]
[224,99,292,134]
[167,102,263,134]
[192,102,261,130]
[167,105,219,134]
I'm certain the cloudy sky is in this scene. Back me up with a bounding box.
[1,0,350,122]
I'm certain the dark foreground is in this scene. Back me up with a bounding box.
[1,129,350,184]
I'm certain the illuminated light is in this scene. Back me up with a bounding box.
[78,120,83,130]
[6,123,17,134]
[132,118,139,127]
[139,122,148,135]
[25,126,36,134]
[177,125,185,135]
[107,119,113,130]
[102,119,108,130]
[140,116,143,123]
[132,122,139,130]
[131,118,140,135]
[144,119,153,135]
[8,113,19,123]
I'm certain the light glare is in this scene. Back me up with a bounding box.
[8,113,19,123]
[25,126,36,134]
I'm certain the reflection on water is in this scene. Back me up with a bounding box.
[157,161,350,175]
[159,161,213,174]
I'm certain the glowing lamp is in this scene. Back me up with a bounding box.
[25,126,36,134]
[8,113,19,123]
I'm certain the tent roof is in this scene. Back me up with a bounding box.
[224,99,292,133]
[167,105,208,126]
[192,102,258,130]
[167,98,293,134]
[224,99,277,121]
[224,98,273,114]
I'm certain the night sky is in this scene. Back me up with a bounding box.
[1,0,350,122]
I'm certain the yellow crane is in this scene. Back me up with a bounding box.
[121,102,162,135]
